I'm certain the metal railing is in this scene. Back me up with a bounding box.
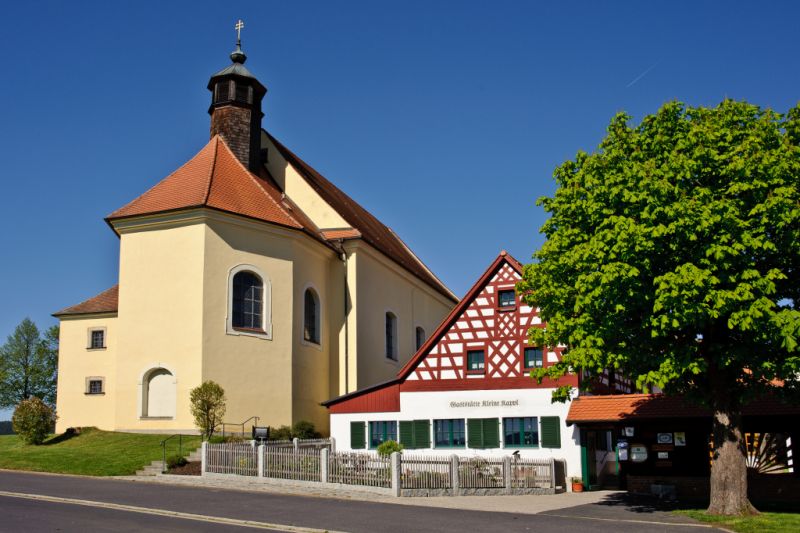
[160,434,184,474]
[220,416,260,439]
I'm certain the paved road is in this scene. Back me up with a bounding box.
[0,470,711,532]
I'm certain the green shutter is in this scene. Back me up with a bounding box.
[482,418,500,448]
[467,418,484,448]
[350,421,365,449]
[413,419,430,449]
[399,421,414,447]
[541,416,561,448]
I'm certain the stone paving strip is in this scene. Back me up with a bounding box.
[113,474,614,514]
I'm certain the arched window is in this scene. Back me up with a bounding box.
[385,312,398,360]
[304,288,320,345]
[415,326,426,351]
[232,271,263,330]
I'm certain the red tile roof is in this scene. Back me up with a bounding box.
[53,285,119,316]
[566,393,800,424]
[321,228,362,240]
[107,135,303,230]
[266,132,457,303]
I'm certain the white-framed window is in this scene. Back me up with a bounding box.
[87,328,106,350]
[385,311,398,361]
[303,286,321,345]
[227,265,272,339]
[85,377,104,395]
[415,326,426,351]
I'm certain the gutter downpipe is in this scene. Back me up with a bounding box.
[339,239,350,393]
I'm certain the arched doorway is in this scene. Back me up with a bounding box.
[142,368,175,418]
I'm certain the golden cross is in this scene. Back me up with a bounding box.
[235,19,244,43]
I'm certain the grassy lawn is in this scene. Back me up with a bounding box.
[0,428,201,476]
[677,510,800,533]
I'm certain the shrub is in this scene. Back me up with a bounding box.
[376,439,403,457]
[189,381,226,440]
[11,397,57,445]
[269,425,293,441]
[166,454,188,469]
[292,420,321,439]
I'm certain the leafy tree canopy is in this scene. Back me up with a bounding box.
[190,380,226,440]
[520,100,799,406]
[0,319,59,408]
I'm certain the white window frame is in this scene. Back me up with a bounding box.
[86,327,107,350]
[85,376,105,395]
[301,282,323,349]
[226,264,272,340]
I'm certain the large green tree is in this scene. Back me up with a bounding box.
[519,100,799,515]
[0,319,59,408]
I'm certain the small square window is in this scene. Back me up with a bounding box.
[467,350,485,372]
[88,379,103,394]
[524,347,543,369]
[498,290,516,308]
[90,330,105,349]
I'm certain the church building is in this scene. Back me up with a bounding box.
[53,35,457,435]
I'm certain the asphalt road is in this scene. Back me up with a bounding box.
[0,470,710,532]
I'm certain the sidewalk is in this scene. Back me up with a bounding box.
[113,473,616,514]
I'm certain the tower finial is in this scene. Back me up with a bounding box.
[231,19,247,64]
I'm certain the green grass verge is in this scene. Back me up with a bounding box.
[0,428,202,476]
[677,510,800,533]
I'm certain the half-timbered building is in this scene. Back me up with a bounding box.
[324,251,583,479]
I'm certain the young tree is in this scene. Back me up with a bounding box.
[519,100,799,515]
[0,319,59,408]
[190,380,226,440]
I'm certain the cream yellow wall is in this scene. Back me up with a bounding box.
[201,215,295,430]
[348,242,454,390]
[262,134,349,230]
[55,315,117,432]
[291,240,337,434]
[113,214,206,432]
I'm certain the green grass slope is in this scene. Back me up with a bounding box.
[677,510,800,533]
[0,428,201,476]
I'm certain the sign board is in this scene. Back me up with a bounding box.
[657,451,669,459]
[630,444,648,463]
[674,432,686,446]
[617,440,629,461]
[623,427,635,437]
[657,432,673,444]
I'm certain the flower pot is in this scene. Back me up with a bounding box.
[571,481,584,492]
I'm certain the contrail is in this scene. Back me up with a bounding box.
[626,62,659,88]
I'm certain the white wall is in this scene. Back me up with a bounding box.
[329,388,582,479]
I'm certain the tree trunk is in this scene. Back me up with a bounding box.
[707,408,758,515]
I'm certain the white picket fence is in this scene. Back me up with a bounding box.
[202,441,561,496]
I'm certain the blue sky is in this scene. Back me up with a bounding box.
[0,1,798,419]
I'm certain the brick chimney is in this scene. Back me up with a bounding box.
[207,39,267,172]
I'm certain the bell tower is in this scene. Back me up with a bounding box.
[207,20,267,172]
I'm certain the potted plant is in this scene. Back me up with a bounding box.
[571,477,585,492]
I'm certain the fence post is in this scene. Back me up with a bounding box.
[320,448,329,483]
[503,456,512,494]
[391,452,401,497]
[450,455,460,494]
[293,437,299,452]
[329,437,336,453]
[549,457,556,489]
[257,445,265,478]
[201,441,207,476]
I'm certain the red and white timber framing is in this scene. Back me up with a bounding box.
[324,251,582,477]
